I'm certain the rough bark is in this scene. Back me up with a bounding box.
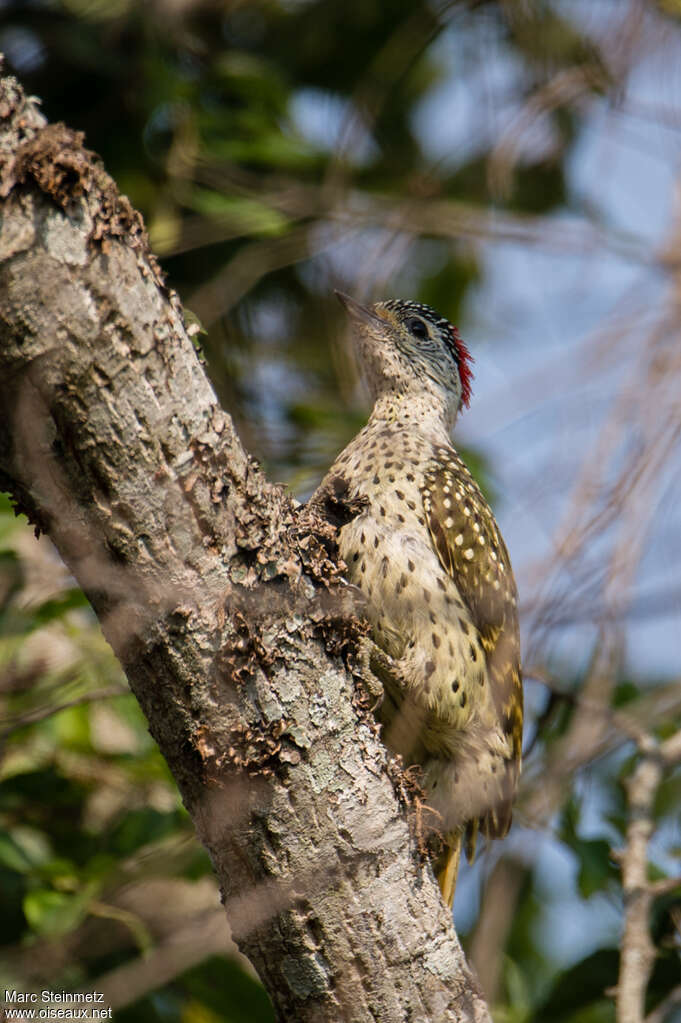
[0,71,490,1023]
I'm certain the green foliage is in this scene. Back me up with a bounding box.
[534,949,618,1023]
[114,957,275,1023]
[560,800,619,899]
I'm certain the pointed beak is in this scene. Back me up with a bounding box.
[335,290,385,329]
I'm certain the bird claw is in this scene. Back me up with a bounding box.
[354,636,387,710]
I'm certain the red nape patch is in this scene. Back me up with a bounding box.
[450,326,474,409]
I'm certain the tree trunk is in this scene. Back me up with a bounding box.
[0,71,490,1023]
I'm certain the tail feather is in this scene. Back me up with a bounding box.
[436,834,462,908]
[464,818,478,862]
[433,800,515,907]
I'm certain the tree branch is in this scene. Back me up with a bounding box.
[615,729,681,1023]
[0,71,490,1022]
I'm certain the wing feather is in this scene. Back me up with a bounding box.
[421,445,523,840]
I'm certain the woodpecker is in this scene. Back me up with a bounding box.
[315,292,523,907]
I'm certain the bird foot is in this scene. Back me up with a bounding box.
[349,634,386,707]
[354,636,408,711]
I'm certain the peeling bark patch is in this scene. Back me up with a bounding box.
[1,122,92,204]
[295,488,365,589]
[220,717,302,778]
[312,598,369,660]
[218,607,275,686]
[0,112,164,282]
[385,760,431,860]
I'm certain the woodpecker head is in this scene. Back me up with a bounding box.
[335,292,473,422]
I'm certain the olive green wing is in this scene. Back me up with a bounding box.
[421,445,523,840]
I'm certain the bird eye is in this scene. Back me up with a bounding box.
[407,317,428,340]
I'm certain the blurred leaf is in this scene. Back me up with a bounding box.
[612,680,639,707]
[32,589,90,626]
[0,866,29,942]
[189,190,289,238]
[502,956,532,1021]
[560,799,619,898]
[654,769,681,819]
[0,548,23,607]
[534,949,617,1023]
[174,956,274,1023]
[23,883,96,938]
[53,703,92,750]
[0,769,87,815]
[108,808,185,857]
[0,827,52,873]
[574,838,617,899]
[0,830,40,873]
[0,587,89,639]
